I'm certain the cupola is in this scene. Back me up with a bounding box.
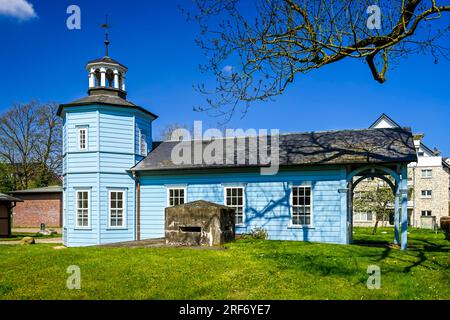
[86,25,128,99]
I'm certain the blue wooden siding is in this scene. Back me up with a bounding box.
[61,103,350,246]
[135,114,153,155]
[139,185,166,239]
[139,168,349,244]
[61,105,154,247]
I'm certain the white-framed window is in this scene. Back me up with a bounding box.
[76,190,90,228]
[167,187,186,207]
[109,190,126,228]
[78,127,88,151]
[421,169,432,178]
[291,186,312,226]
[354,212,373,222]
[421,190,432,198]
[421,210,432,216]
[224,187,245,226]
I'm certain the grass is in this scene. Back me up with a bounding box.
[0,232,62,241]
[0,227,449,300]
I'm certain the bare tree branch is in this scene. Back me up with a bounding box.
[185,0,450,121]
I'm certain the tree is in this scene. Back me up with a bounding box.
[0,101,62,191]
[353,182,395,235]
[34,103,62,186]
[0,163,15,193]
[188,0,450,120]
[158,123,192,141]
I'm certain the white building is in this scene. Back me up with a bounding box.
[353,114,450,228]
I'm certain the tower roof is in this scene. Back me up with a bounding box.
[86,56,128,70]
[57,94,158,119]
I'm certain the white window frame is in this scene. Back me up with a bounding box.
[421,169,432,179]
[421,210,432,217]
[224,186,246,226]
[108,189,127,229]
[77,127,88,151]
[354,212,373,222]
[167,187,187,207]
[421,190,432,199]
[290,185,313,227]
[75,189,90,229]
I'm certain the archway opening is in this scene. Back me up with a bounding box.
[347,164,409,250]
[106,69,115,88]
[94,69,101,87]
[352,175,396,236]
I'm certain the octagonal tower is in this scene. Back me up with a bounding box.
[58,40,158,247]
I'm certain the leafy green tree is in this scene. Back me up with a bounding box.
[0,163,15,193]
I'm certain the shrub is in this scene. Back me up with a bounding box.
[441,217,450,240]
[240,227,268,240]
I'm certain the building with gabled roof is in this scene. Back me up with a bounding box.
[354,114,450,228]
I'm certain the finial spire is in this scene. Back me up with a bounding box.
[101,15,110,57]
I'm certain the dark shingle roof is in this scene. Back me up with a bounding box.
[443,158,450,169]
[57,94,158,119]
[0,193,23,202]
[132,127,417,172]
[87,56,128,70]
[10,186,62,194]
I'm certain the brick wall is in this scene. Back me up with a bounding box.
[11,193,62,228]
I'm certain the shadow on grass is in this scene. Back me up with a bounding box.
[354,235,450,273]
[254,251,360,277]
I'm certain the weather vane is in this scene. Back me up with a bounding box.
[101,15,110,57]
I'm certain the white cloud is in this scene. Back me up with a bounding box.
[0,0,37,20]
[222,65,235,78]
[222,65,234,73]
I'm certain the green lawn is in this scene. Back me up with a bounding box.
[0,227,449,300]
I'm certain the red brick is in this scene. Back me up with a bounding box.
[11,193,62,228]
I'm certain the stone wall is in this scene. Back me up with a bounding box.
[411,165,450,227]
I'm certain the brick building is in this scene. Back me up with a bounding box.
[10,186,63,228]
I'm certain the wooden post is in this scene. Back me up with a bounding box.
[401,164,408,251]
[394,185,400,245]
[136,175,141,241]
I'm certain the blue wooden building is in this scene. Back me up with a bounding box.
[58,49,417,249]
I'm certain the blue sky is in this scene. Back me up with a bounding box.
[0,0,449,155]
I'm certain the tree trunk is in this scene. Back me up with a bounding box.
[372,219,379,235]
